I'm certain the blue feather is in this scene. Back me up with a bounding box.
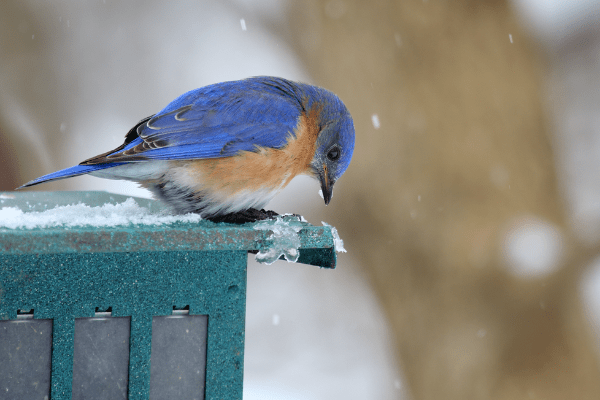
[18,163,125,188]
[108,77,311,161]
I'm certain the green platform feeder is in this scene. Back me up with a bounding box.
[0,191,337,400]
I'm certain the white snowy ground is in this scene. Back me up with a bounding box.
[244,255,402,400]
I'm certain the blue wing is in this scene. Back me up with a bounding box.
[89,77,306,163]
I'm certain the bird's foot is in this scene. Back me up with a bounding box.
[207,208,279,224]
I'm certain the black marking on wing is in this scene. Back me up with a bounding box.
[220,139,243,155]
[80,115,154,165]
[96,105,194,161]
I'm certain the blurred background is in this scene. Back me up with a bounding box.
[2,1,600,399]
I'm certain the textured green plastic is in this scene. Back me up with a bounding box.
[0,191,337,400]
[0,251,246,400]
[0,191,337,269]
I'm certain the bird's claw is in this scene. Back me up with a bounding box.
[207,208,279,224]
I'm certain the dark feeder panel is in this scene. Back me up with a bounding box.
[0,191,337,400]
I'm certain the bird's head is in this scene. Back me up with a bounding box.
[259,77,355,206]
[310,98,355,206]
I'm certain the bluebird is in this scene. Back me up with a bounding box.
[19,77,355,222]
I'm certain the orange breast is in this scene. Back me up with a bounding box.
[174,106,321,197]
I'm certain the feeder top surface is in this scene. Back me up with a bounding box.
[0,191,339,268]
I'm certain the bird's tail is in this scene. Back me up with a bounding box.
[17,163,122,189]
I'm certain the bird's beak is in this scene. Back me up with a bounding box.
[321,163,333,205]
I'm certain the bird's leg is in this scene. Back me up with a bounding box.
[207,208,279,224]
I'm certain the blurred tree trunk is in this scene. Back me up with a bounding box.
[288,1,600,399]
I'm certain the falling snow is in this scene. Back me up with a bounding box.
[502,216,563,278]
[372,114,381,129]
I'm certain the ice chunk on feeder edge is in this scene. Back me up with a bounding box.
[253,217,303,264]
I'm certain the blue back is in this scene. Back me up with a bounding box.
[120,77,306,159]
[117,77,354,178]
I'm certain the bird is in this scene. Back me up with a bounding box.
[19,76,355,223]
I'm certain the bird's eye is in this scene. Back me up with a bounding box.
[327,146,340,161]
